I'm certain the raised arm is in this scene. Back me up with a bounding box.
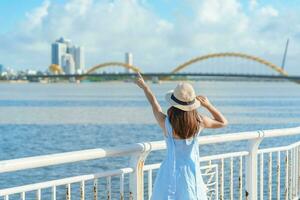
[197,96,228,128]
[135,73,166,131]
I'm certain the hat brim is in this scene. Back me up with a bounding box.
[165,90,201,111]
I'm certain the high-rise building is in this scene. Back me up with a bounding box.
[69,46,85,74]
[51,42,67,67]
[125,52,133,73]
[62,54,75,74]
[51,37,85,74]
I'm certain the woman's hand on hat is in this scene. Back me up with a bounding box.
[197,96,211,108]
[135,72,147,89]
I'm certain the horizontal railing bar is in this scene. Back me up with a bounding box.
[1,126,299,174]
[0,168,133,196]
[143,163,161,171]
[0,144,146,174]
[200,151,249,162]
[262,127,300,138]
[258,141,300,154]
[259,146,290,154]
[202,172,216,176]
[198,126,300,145]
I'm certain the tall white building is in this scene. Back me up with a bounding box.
[62,54,75,74]
[125,52,133,73]
[51,37,85,74]
[70,46,85,74]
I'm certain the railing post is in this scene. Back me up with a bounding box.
[245,130,264,200]
[129,143,151,200]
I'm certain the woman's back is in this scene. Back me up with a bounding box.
[150,117,208,200]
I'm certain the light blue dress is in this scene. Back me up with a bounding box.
[150,117,208,200]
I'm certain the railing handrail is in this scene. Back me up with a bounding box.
[0,168,134,196]
[1,126,300,174]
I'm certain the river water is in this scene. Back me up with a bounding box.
[0,81,300,199]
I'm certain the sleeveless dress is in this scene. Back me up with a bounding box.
[150,117,208,200]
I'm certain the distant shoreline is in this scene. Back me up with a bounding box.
[0,79,293,84]
[0,80,30,83]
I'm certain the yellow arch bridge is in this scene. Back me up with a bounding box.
[171,52,288,76]
[43,52,297,81]
[82,52,289,77]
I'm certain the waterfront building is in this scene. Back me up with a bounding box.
[62,54,75,74]
[51,37,85,74]
[51,42,67,67]
[125,52,133,73]
[69,46,85,74]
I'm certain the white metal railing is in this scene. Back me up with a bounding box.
[0,126,300,200]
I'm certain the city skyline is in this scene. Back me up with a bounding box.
[51,37,85,74]
[0,0,300,75]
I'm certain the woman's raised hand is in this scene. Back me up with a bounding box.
[197,95,228,128]
[135,72,147,89]
[196,95,211,108]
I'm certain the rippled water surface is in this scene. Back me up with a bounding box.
[0,81,300,198]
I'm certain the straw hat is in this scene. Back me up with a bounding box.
[165,82,200,111]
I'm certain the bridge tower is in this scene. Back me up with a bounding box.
[281,38,290,70]
[125,52,133,73]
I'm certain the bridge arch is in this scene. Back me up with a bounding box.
[86,62,141,74]
[171,52,289,76]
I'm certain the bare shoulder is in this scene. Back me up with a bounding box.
[200,114,227,129]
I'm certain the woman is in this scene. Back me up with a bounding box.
[135,72,228,200]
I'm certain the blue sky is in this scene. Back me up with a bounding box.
[0,0,300,74]
[0,0,63,33]
[0,0,181,33]
[0,0,293,32]
[1,0,298,32]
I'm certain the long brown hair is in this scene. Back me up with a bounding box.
[167,106,202,139]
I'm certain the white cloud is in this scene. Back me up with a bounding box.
[65,0,93,15]
[0,0,300,74]
[259,6,279,17]
[198,0,241,24]
[24,0,50,30]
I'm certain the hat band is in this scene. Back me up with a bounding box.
[171,94,195,106]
